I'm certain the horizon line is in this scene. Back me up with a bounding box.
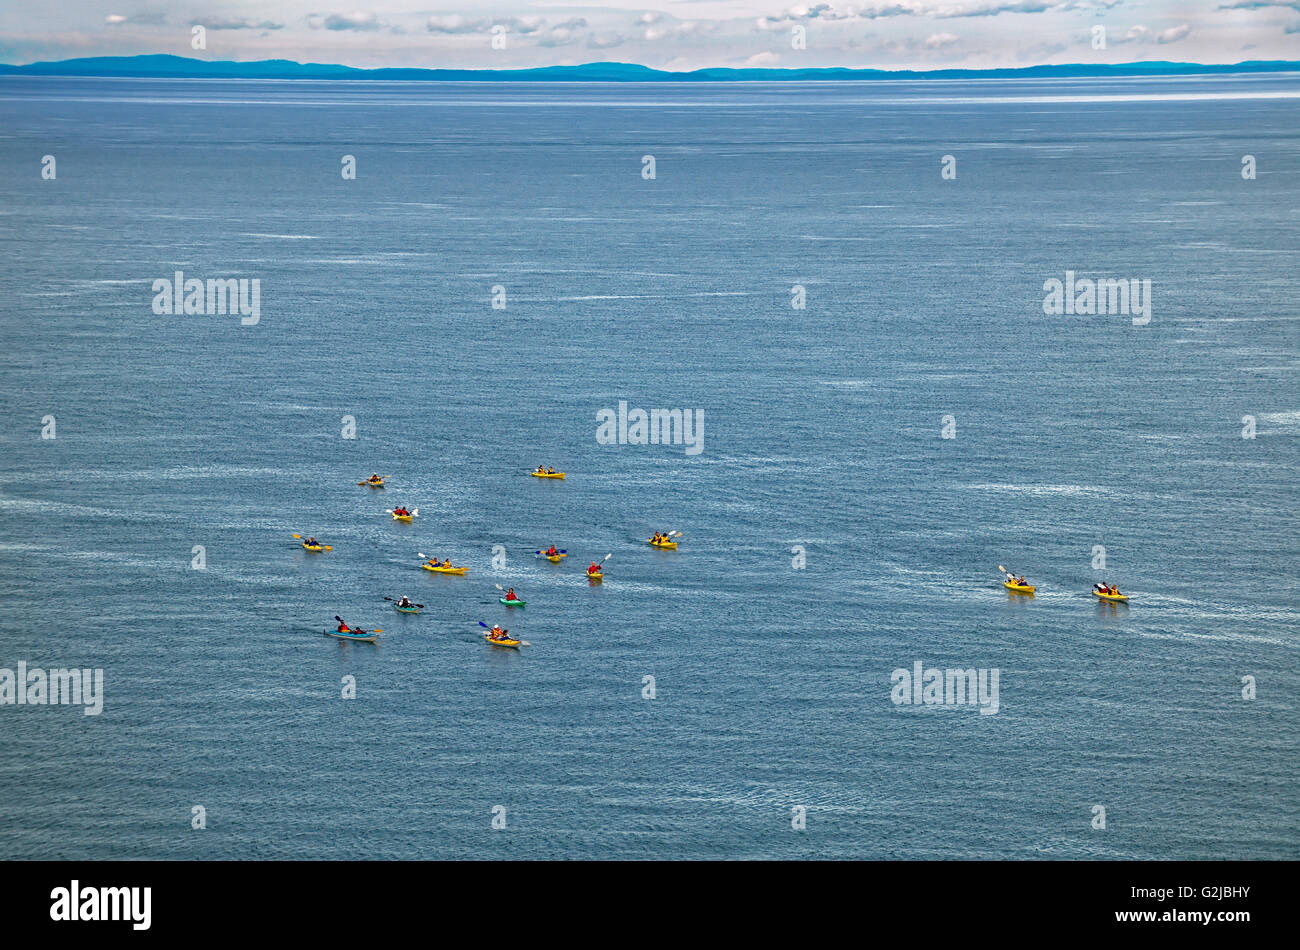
[3,54,1300,81]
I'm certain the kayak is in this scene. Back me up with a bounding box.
[1004,581,1035,594]
[649,540,677,549]
[366,480,385,488]
[325,629,378,643]
[530,472,565,479]
[1093,591,1129,603]
[392,513,413,523]
[302,543,324,553]
[588,572,604,582]
[395,605,421,613]
[545,554,566,563]
[422,564,467,575]
[484,633,521,649]
[500,598,526,607]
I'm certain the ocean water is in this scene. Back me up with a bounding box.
[0,75,1297,860]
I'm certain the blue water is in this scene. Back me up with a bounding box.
[1,76,1297,859]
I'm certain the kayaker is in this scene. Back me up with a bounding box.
[536,465,545,473]
[397,596,413,608]
[369,473,381,483]
[442,558,453,567]
[1109,584,1119,595]
[546,545,558,556]
[505,588,518,601]
[1017,575,1027,586]
[587,562,600,575]
[546,467,555,474]
[306,537,318,547]
[489,625,506,640]
[337,620,352,633]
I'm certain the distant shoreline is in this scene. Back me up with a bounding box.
[3,54,1299,82]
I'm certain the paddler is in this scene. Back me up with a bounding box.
[546,467,555,474]
[489,624,505,640]
[587,562,601,575]
[442,558,453,567]
[505,587,518,601]
[397,596,413,608]
[537,465,545,473]
[1017,575,1027,586]
[546,545,559,557]
[337,620,352,633]
[306,536,318,547]
[369,473,382,483]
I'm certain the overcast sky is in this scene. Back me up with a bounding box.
[1,2,1296,70]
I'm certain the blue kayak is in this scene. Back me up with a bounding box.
[325,629,378,643]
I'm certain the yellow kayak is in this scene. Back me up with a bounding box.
[484,633,521,649]
[422,563,467,575]
[649,539,678,549]
[1004,581,1035,594]
[546,554,565,563]
[302,544,324,553]
[366,479,385,488]
[1093,590,1129,603]
[530,472,565,479]
[587,571,604,582]
[392,513,413,523]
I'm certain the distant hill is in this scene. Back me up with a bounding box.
[2,54,1298,82]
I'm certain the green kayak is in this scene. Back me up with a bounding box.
[500,598,526,607]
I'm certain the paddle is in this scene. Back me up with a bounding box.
[478,620,529,647]
[292,534,332,551]
[383,597,425,608]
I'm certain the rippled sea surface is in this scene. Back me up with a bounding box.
[1,76,1297,859]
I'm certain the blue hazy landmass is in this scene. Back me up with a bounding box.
[2,53,1299,81]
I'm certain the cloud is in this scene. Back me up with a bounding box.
[104,12,167,26]
[426,15,490,34]
[322,12,382,32]
[1218,1,1300,9]
[538,18,589,47]
[195,17,284,31]
[744,51,781,65]
[1117,23,1192,44]
[925,31,960,47]
[759,0,1070,24]
[587,32,624,49]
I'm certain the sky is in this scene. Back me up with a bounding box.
[0,2,1297,71]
